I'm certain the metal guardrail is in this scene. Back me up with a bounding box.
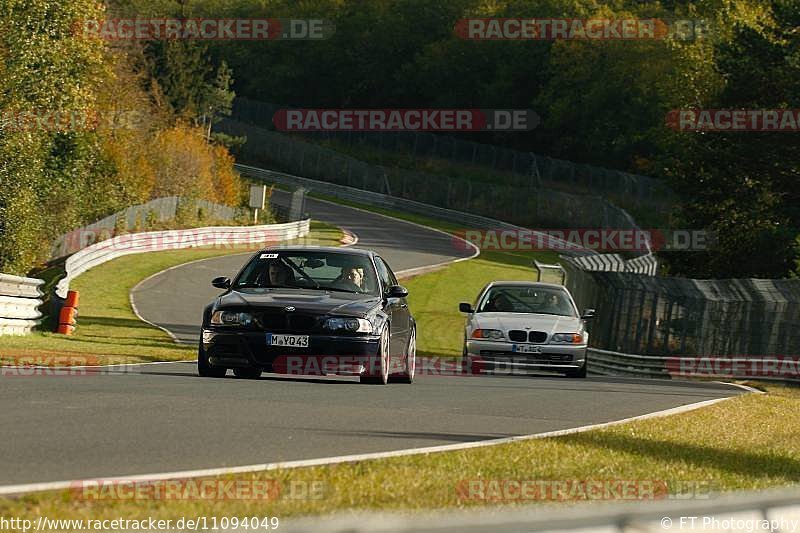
[50,196,242,259]
[50,196,247,259]
[283,486,800,532]
[0,274,44,335]
[588,347,799,382]
[55,220,311,298]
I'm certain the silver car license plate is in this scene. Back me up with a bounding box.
[266,333,309,347]
[512,344,542,354]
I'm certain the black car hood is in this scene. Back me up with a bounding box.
[216,288,381,317]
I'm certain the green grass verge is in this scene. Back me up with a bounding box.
[1,385,796,520]
[0,222,342,366]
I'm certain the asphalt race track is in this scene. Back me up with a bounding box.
[0,190,746,489]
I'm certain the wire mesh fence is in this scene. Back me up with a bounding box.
[220,118,645,234]
[564,259,800,357]
[231,97,673,210]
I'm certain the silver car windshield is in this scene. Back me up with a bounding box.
[477,286,577,317]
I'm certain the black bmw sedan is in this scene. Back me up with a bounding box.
[199,246,416,384]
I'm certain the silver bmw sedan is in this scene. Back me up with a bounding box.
[459,281,595,378]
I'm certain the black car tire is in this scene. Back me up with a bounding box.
[391,327,416,384]
[198,341,227,378]
[361,326,390,385]
[233,366,262,379]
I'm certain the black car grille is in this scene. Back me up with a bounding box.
[528,331,548,343]
[508,330,548,343]
[508,330,527,342]
[255,312,320,332]
[290,314,318,331]
[259,313,286,330]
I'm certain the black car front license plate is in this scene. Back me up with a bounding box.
[266,333,309,348]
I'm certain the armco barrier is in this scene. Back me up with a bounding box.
[0,274,44,335]
[588,348,799,382]
[50,196,247,259]
[55,219,311,298]
[284,486,800,532]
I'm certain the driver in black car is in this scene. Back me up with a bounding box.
[263,261,294,287]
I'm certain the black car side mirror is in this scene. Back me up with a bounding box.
[387,284,409,298]
[581,308,596,320]
[212,276,231,290]
[459,302,474,313]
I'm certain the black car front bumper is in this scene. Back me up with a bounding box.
[202,329,381,374]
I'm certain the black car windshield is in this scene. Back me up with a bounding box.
[477,286,577,317]
[233,251,380,296]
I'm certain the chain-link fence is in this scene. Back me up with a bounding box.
[220,118,646,235]
[231,97,673,211]
[564,259,800,357]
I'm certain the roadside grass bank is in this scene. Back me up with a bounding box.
[0,222,342,366]
[1,384,796,520]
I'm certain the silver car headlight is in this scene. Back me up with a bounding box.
[210,311,253,326]
[550,333,585,344]
[324,317,373,333]
[471,329,505,340]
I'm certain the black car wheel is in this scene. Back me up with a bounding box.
[233,366,262,379]
[197,341,226,378]
[391,327,416,384]
[361,326,390,385]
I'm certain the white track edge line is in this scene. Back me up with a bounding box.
[0,395,738,497]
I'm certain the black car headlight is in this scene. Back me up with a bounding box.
[210,311,253,327]
[323,317,373,333]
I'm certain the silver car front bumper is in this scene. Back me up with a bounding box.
[465,339,586,373]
